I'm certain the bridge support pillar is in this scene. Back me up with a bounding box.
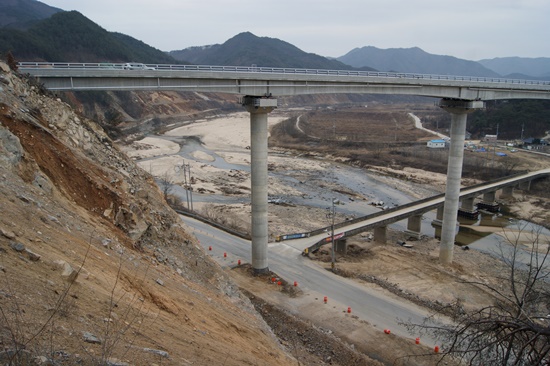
[335,239,348,255]
[374,226,387,244]
[432,206,444,227]
[405,214,423,240]
[519,180,532,191]
[438,99,484,265]
[242,96,277,273]
[500,186,514,198]
[460,197,475,211]
[477,191,500,212]
[483,191,496,203]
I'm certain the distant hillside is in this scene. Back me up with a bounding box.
[0,0,61,29]
[0,10,179,63]
[478,57,550,79]
[338,46,499,77]
[169,32,367,70]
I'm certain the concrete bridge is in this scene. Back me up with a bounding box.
[276,168,550,254]
[19,62,550,272]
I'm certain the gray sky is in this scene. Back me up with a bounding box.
[41,0,550,61]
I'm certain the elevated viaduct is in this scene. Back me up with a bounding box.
[276,168,550,254]
[19,62,550,272]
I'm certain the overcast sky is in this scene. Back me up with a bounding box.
[40,0,549,61]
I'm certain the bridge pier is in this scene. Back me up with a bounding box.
[460,197,475,211]
[335,239,348,255]
[438,99,484,265]
[374,226,387,244]
[500,186,514,198]
[242,96,277,273]
[404,214,423,240]
[519,180,532,191]
[432,206,444,227]
[477,191,499,212]
[458,197,478,219]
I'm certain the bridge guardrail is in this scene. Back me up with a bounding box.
[282,170,550,252]
[17,62,550,86]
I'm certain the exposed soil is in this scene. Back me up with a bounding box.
[0,64,294,365]
[133,102,550,365]
[4,59,548,366]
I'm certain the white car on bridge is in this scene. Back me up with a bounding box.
[123,62,155,71]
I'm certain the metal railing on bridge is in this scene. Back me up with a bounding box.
[17,62,550,86]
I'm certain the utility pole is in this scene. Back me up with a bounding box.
[521,123,525,140]
[187,163,194,211]
[179,161,193,211]
[492,123,498,168]
[180,162,190,209]
[326,198,336,271]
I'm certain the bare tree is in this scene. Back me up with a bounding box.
[408,222,550,365]
[158,171,173,202]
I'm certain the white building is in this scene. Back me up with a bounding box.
[427,139,446,149]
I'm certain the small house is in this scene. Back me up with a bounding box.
[484,134,497,142]
[427,139,446,149]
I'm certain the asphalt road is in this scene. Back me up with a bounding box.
[181,215,443,344]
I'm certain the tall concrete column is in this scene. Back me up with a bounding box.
[242,96,277,273]
[439,99,484,265]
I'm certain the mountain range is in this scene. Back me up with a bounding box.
[1,0,549,79]
[168,32,368,71]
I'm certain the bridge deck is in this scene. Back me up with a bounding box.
[18,63,550,100]
[278,168,550,252]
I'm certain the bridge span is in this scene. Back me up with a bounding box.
[18,62,550,272]
[17,62,550,101]
[276,168,550,254]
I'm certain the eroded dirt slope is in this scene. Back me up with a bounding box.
[0,63,293,365]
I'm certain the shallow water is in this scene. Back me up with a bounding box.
[150,130,549,270]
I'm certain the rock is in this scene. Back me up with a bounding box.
[1,228,16,240]
[34,355,56,365]
[0,349,32,364]
[83,331,101,344]
[143,348,169,358]
[24,248,41,261]
[55,260,79,282]
[156,278,164,286]
[106,358,129,366]
[10,241,25,252]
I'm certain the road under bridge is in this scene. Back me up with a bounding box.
[19,62,550,271]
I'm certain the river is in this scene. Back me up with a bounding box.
[138,115,550,271]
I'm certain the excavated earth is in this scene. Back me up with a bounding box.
[0,63,300,365]
[2,61,549,366]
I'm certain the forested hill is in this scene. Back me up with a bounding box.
[0,0,61,29]
[469,100,550,140]
[168,32,369,70]
[0,10,179,63]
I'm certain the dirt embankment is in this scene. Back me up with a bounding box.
[0,63,296,365]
